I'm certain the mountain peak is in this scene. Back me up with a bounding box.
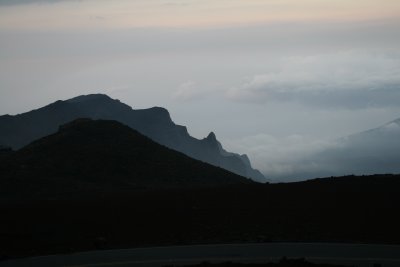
[206,131,217,141]
[148,106,170,115]
[66,94,113,103]
[378,117,400,131]
[64,94,133,113]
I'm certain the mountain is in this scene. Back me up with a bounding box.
[327,117,400,174]
[0,94,266,182]
[277,117,400,181]
[0,119,251,199]
[0,145,12,160]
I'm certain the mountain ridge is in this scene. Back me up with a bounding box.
[0,94,266,182]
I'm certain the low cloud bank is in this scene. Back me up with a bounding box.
[227,119,400,182]
[226,51,400,109]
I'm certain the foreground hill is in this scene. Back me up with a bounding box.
[0,119,251,200]
[0,94,265,182]
[1,174,399,259]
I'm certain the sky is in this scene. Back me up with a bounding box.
[1,0,400,180]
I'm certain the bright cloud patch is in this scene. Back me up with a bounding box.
[227,51,400,109]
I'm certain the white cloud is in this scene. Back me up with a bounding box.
[226,51,400,109]
[226,118,400,182]
[225,133,339,181]
[171,81,205,102]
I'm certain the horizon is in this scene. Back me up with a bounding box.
[1,0,400,181]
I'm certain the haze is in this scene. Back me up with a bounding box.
[1,0,400,181]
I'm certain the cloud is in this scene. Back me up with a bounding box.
[227,118,400,182]
[225,134,339,182]
[172,81,206,102]
[226,51,400,109]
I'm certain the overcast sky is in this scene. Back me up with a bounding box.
[1,0,400,180]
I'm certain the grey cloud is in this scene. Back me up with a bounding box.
[297,120,400,180]
[227,52,400,109]
[225,134,340,182]
[161,1,189,7]
[1,19,399,59]
[171,81,205,102]
[228,86,400,109]
[228,119,400,182]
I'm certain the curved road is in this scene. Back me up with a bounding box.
[2,243,400,267]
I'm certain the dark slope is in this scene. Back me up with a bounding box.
[0,94,265,182]
[1,174,399,259]
[0,119,251,199]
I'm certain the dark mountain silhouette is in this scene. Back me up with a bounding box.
[0,119,251,199]
[0,94,265,182]
[0,146,12,161]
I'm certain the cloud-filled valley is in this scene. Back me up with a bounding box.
[227,118,400,182]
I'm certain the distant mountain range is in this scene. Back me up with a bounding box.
[279,117,400,181]
[0,94,265,182]
[324,118,400,175]
[0,119,251,199]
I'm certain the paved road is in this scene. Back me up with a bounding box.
[2,243,400,267]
